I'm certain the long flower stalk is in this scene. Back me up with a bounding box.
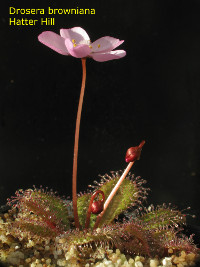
[72,58,87,229]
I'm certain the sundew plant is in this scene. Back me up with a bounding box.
[38,27,127,228]
[1,27,199,266]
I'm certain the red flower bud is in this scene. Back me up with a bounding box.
[125,140,145,163]
[85,190,105,228]
[91,200,104,214]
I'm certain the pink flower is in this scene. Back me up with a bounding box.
[38,27,126,62]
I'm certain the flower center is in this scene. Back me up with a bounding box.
[79,39,91,45]
[71,39,91,48]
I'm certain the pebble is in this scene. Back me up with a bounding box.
[56,249,62,255]
[57,259,67,266]
[25,258,32,263]
[46,258,51,264]
[135,261,143,267]
[116,259,122,265]
[162,257,172,267]
[150,259,159,267]
[27,240,35,248]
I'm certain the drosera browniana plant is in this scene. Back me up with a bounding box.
[1,27,199,266]
[38,27,126,229]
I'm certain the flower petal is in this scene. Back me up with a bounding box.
[91,50,126,62]
[60,27,90,44]
[91,37,124,53]
[38,31,69,55]
[65,39,91,58]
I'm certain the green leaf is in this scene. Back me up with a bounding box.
[77,172,146,228]
[14,222,58,238]
[77,193,98,229]
[99,176,138,226]
[31,191,70,230]
[139,204,186,230]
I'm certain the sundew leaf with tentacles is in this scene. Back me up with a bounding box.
[77,171,149,229]
[7,187,71,238]
[61,221,153,260]
[138,204,187,230]
[60,219,199,260]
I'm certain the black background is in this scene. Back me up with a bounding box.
[1,0,200,229]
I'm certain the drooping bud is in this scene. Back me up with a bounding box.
[91,200,104,214]
[125,140,145,163]
[85,190,105,228]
